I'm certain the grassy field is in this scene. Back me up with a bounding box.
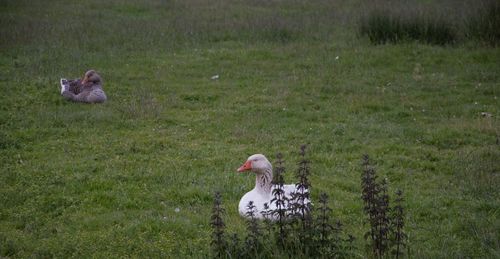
[1,0,499,257]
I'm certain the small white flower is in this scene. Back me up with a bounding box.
[175,208,180,213]
[335,56,339,60]
[211,74,219,80]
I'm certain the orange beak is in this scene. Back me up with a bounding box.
[237,160,252,172]
[81,77,88,85]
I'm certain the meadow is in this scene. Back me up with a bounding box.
[0,0,499,257]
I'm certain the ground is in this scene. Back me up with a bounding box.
[0,0,499,257]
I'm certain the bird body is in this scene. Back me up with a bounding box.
[238,182,299,219]
[237,154,310,220]
[61,70,107,103]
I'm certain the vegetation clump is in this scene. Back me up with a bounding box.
[210,192,226,258]
[210,149,406,258]
[270,152,289,248]
[361,154,407,259]
[466,0,500,46]
[360,0,500,46]
[360,10,456,45]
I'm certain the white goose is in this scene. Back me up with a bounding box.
[236,154,310,220]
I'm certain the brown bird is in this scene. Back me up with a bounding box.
[60,70,107,103]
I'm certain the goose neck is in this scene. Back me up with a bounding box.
[255,167,273,194]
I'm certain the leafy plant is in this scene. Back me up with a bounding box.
[391,190,407,259]
[361,154,381,255]
[270,152,289,248]
[210,192,226,258]
[242,201,263,257]
[314,192,348,257]
[289,144,313,251]
[361,155,407,258]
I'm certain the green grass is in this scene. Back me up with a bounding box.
[1,0,499,257]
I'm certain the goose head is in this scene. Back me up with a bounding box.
[237,154,272,174]
[81,70,102,86]
[238,154,274,194]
